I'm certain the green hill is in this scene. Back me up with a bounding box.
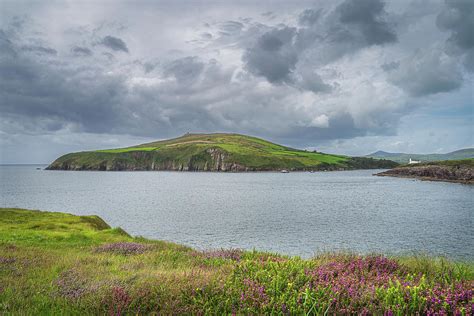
[367,148,474,164]
[46,133,397,171]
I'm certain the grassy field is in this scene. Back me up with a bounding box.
[0,208,472,314]
[96,147,158,153]
[47,133,397,171]
[412,158,474,168]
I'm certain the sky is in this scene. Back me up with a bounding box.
[0,0,473,164]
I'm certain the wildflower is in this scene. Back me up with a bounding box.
[197,248,243,261]
[94,242,150,255]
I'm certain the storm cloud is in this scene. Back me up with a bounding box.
[387,50,463,97]
[336,0,397,45]
[0,0,473,163]
[71,46,92,56]
[437,0,474,71]
[21,45,57,55]
[99,35,129,53]
[243,27,298,83]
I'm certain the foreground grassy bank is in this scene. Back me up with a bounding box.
[0,208,472,314]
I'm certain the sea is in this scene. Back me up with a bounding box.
[1,165,472,259]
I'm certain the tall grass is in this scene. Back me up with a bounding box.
[1,208,472,314]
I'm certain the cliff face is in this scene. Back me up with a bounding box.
[47,148,252,172]
[47,146,399,172]
[376,163,474,184]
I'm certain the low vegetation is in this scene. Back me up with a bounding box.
[46,133,398,171]
[1,208,472,314]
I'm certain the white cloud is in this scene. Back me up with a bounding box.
[310,114,329,128]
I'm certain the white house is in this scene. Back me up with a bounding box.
[409,158,421,164]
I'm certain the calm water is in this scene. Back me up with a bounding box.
[1,165,472,259]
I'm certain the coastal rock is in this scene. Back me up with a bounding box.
[377,163,473,184]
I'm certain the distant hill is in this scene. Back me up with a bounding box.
[367,148,474,164]
[47,133,398,171]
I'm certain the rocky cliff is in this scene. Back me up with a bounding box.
[47,148,251,171]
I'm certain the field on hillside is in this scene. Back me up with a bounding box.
[97,133,348,166]
[1,208,472,314]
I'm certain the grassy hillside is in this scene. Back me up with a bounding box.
[0,208,472,314]
[377,159,474,184]
[47,133,398,171]
[417,158,474,168]
[367,148,474,164]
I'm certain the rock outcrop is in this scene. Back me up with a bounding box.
[376,163,474,184]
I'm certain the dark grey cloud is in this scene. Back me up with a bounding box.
[1,30,234,139]
[71,46,92,56]
[290,0,396,64]
[201,32,212,39]
[99,35,129,53]
[298,9,322,26]
[272,108,404,147]
[294,67,332,94]
[437,0,474,72]
[243,27,297,83]
[21,44,57,55]
[1,60,127,135]
[241,1,396,90]
[381,61,399,71]
[287,0,398,71]
[384,0,473,96]
[0,30,17,57]
[102,52,114,60]
[388,51,463,97]
[437,0,474,50]
[142,61,157,73]
[0,33,127,135]
[163,56,204,84]
[464,50,474,72]
[336,0,397,45]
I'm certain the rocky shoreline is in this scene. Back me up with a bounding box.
[376,162,474,184]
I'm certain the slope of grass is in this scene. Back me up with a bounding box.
[1,208,472,314]
[96,147,158,153]
[47,133,398,171]
[98,133,348,165]
[414,158,474,168]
